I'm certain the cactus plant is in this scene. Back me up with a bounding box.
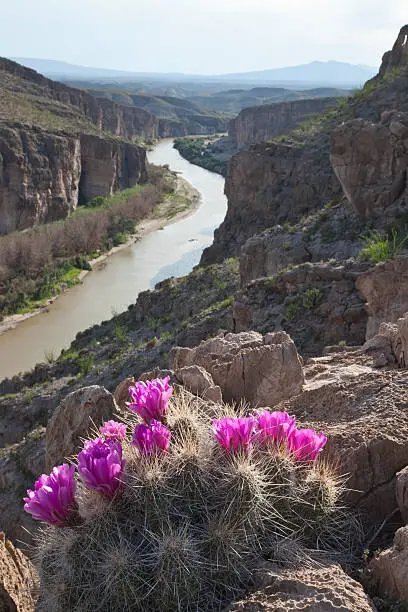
[31,383,356,612]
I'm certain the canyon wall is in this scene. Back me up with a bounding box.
[0,124,147,233]
[0,58,158,141]
[200,135,342,264]
[229,97,338,148]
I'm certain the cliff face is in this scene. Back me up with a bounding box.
[79,134,147,202]
[0,124,81,233]
[0,58,152,233]
[330,111,408,219]
[229,97,338,149]
[0,124,147,233]
[201,135,342,264]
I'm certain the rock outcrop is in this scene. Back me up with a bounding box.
[277,349,408,521]
[228,561,376,611]
[229,97,338,149]
[356,255,408,339]
[370,525,408,602]
[377,24,408,79]
[330,111,408,219]
[201,138,342,263]
[234,261,367,356]
[45,385,116,470]
[172,331,304,407]
[0,533,37,611]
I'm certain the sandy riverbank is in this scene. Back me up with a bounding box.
[0,176,200,337]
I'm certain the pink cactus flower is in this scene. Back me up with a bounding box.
[212,417,256,454]
[23,464,77,526]
[99,420,127,442]
[132,420,171,456]
[77,438,125,498]
[255,410,296,445]
[128,376,173,424]
[288,428,327,461]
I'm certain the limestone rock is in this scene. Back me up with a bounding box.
[357,255,408,339]
[396,466,408,523]
[45,386,116,471]
[175,365,222,403]
[277,350,408,521]
[227,562,376,611]
[172,331,304,408]
[0,533,37,611]
[370,525,408,602]
[330,113,408,219]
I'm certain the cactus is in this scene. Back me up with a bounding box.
[33,386,357,612]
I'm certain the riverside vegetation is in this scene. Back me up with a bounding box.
[0,164,185,318]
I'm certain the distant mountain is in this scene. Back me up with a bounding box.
[221,61,377,87]
[11,58,377,88]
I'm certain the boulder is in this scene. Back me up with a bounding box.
[357,255,408,339]
[172,331,304,408]
[113,377,135,411]
[227,562,376,611]
[370,525,408,602]
[175,365,222,403]
[396,466,408,523]
[0,533,37,611]
[45,386,116,471]
[276,350,408,521]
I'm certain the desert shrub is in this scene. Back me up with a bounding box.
[303,288,323,310]
[29,382,357,612]
[361,228,408,264]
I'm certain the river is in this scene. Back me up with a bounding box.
[0,139,227,381]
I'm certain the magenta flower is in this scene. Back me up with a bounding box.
[255,410,296,445]
[288,428,327,461]
[212,417,256,454]
[132,420,171,456]
[77,438,125,498]
[23,464,77,526]
[99,420,127,442]
[128,377,173,424]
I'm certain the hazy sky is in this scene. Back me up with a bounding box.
[1,0,406,73]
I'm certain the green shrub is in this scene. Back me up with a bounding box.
[284,298,301,321]
[361,229,408,264]
[303,288,323,310]
[35,391,355,611]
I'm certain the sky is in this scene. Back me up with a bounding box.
[0,0,406,74]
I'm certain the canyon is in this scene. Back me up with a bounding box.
[3,24,408,611]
